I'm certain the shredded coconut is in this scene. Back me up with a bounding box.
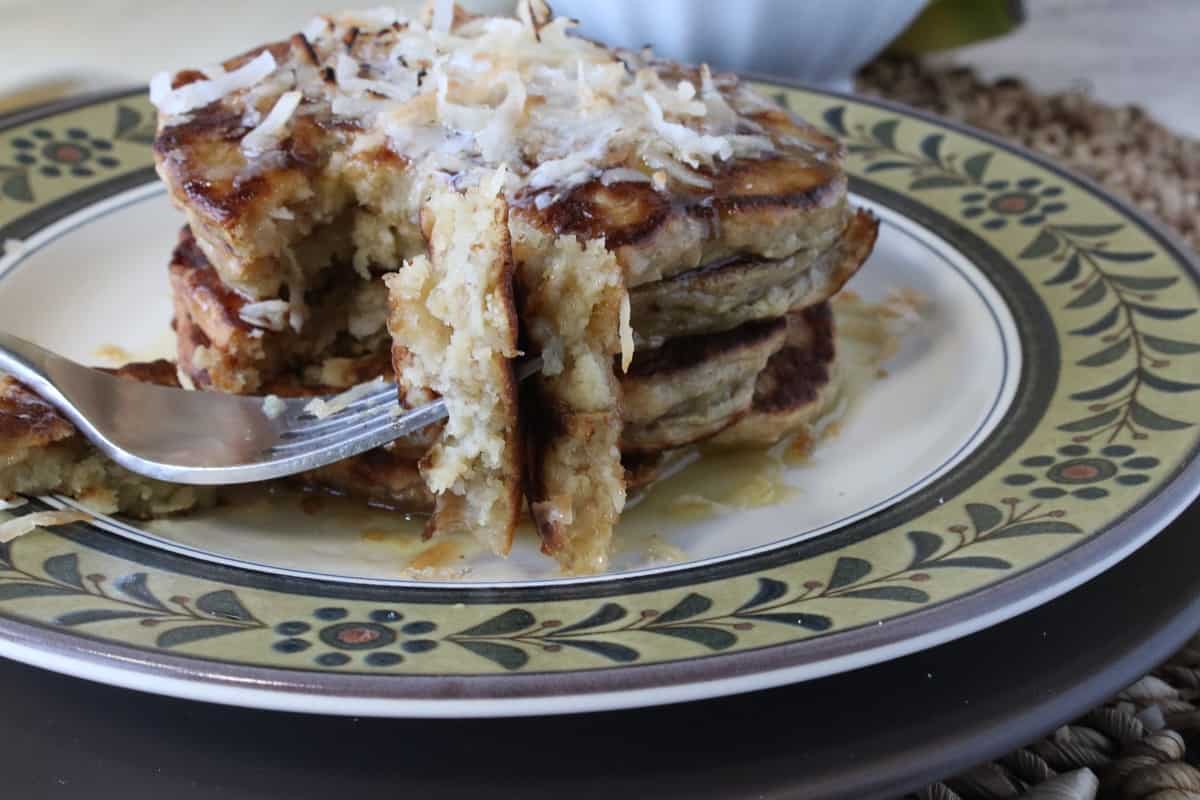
[600,167,650,186]
[618,292,634,372]
[241,90,302,156]
[261,394,287,418]
[643,92,731,167]
[0,510,91,543]
[238,299,290,331]
[303,376,389,419]
[335,53,417,100]
[150,51,277,116]
[301,16,330,42]
[151,3,790,203]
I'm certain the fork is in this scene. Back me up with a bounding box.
[0,331,540,486]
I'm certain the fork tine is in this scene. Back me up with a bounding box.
[279,385,398,438]
[270,403,408,455]
[267,359,537,464]
[292,412,408,457]
[283,357,539,434]
[254,413,419,476]
[266,392,451,464]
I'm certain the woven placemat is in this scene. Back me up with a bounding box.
[854,57,1200,800]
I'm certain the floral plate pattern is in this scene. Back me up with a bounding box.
[0,83,1198,716]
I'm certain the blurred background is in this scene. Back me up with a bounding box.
[0,0,1196,137]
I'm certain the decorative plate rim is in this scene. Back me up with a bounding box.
[0,80,1198,716]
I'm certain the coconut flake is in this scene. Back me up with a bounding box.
[303,377,390,419]
[148,71,173,105]
[433,60,491,133]
[618,291,634,372]
[241,90,302,156]
[600,167,650,186]
[302,15,331,42]
[0,510,91,543]
[152,51,277,116]
[474,72,527,162]
[238,299,290,331]
[335,53,417,100]
[331,93,389,119]
[526,119,619,190]
[643,150,713,188]
[699,64,739,130]
[643,92,731,167]
[261,394,287,418]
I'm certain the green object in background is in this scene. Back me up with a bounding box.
[888,0,1025,55]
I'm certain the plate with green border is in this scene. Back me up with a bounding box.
[0,81,1197,717]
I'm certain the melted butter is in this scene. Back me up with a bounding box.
[644,534,687,563]
[211,485,435,561]
[91,330,179,367]
[781,426,815,465]
[92,344,134,365]
[408,539,462,569]
[617,292,922,549]
[724,457,797,507]
[620,446,798,532]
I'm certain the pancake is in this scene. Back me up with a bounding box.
[0,364,216,517]
[621,317,788,453]
[151,5,848,304]
[140,2,877,573]
[385,172,522,555]
[710,303,838,448]
[169,226,390,393]
[630,209,877,345]
[510,216,629,574]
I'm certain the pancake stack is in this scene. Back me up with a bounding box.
[6,3,879,574]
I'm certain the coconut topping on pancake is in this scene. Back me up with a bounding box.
[145,2,877,574]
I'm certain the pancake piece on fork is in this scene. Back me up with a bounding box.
[385,170,522,556]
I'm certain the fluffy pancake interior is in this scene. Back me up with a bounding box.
[510,213,629,573]
[170,226,392,394]
[385,171,521,555]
